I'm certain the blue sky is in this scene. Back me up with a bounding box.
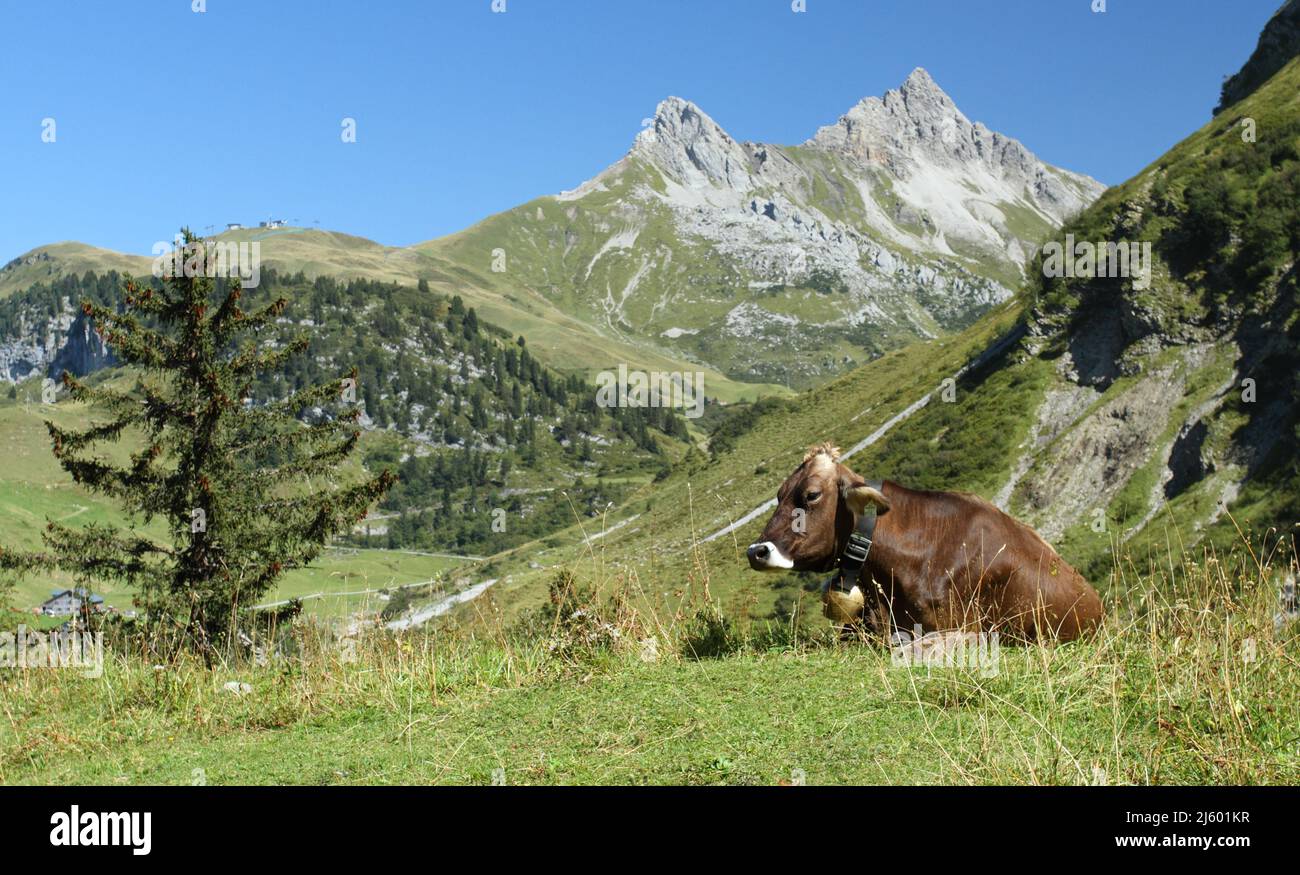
[0,0,1281,258]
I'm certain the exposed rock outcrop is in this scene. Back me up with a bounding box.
[0,299,113,383]
[1216,0,1300,113]
[809,68,1103,227]
[48,312,114,378]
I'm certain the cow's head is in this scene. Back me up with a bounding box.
[746,443,889,573]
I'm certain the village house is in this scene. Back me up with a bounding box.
[39,588,105,617]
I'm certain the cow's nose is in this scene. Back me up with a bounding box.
[748,540,793,570]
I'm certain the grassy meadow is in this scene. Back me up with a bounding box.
[2,538,1296,785]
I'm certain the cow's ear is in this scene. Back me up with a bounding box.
[839,468,889,515]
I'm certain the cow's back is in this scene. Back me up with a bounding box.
[868,484,1103,641]
[962,493,1102,640]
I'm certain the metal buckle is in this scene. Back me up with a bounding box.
[842,533,871,565]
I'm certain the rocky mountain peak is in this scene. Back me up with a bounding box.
[898,66,956,108]
[632,95,754,189]
[812,69,1001,172]
[538,71,1107,388]
[629,69,1102,219]
[805,68,1103,222]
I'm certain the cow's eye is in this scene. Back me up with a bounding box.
[805,490,821,503]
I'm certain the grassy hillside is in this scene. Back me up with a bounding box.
[1015,54,1300,577]
[448,302,1028,624]
[0,243,149,300]
[0,228,788,404]
[413,155,1025,391]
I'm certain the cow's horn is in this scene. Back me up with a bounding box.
[843,484,889,514]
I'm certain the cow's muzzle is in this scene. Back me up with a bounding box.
[747,541,793,571]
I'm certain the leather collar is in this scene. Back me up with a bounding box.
[824,479,884,595]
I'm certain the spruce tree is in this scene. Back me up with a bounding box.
[1,230,393,664]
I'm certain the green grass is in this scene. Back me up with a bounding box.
[3,547,1296,785]
[265,549,473,618]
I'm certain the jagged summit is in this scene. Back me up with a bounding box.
[899,65,961,106]
[640,67,959,159]
[807,67,1099,218]
[629,95,758,191]
[627,69,1103,236]
[808,67,969,167]
[536,68,1109,386]
[645,95,714,128]
[900,65,944,91]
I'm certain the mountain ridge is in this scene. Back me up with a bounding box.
[417,68,1104,387]
[2,69,1104,394]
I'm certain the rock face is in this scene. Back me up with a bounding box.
[0,338,44,382]
[626,68,1102,275]
[479,68,1106,387]
[983,10,1300,568]
[0,299,113,384]
[808,69,1100,230]
[48,312,114,378]
[1216,0,1300,113]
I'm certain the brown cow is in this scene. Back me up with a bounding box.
[746,443,1103,641]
